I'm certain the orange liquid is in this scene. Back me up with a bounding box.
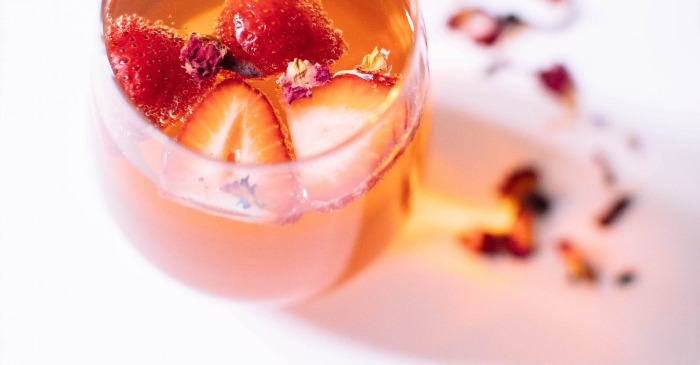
[97,0,427,304]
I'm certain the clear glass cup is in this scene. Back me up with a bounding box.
[92,0,430,305]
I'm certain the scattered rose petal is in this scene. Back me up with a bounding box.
[448,9,522,46]
[460,231,532,258]
[627,134,643,152]
[521,191,552,216]
[616,270,637,287]
[558,240,598,283]
[506,209,536,257]
[476,233,510,256]
[459,166,549,259]
[598,195,634,227]
[592,152,616,186]
[499,166,552,217]
[499,166,539,201]
[538,64,574,95]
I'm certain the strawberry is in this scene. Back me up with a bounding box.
[105,14,214,129]
[164,78,299,222]
[214,0,347,77]
[284,74,407,209]
[178,79,292,164]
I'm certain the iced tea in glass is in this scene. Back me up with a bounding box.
[92,0,429,304]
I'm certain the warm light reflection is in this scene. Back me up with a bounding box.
[411,187,516,234]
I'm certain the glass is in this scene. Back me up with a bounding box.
[92,0,430,305]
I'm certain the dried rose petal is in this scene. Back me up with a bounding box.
[558,241,598,283]
[460,231,507,256]
[598,195,633,227]
[448,9,521,46]
[478,233,509,255]
[499,166,539,200]
[466,11,501,45]
[521,192,551,216]
[616,270,637,287]
[459,166,553,259]
[627,134,643,152]
[459,211,536,259]
[538,64,574,95]
[505,209,536,258]
[592,152,616,186]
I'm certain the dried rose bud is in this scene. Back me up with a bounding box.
[180,33,229,81]
[180,33,261,80]
[277,59,332,104]
[557,240,598,283]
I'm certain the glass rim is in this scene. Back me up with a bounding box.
[98,0,428,173]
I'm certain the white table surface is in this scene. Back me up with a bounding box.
[2,0,700,364]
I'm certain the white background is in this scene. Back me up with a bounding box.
[2,0,700,364]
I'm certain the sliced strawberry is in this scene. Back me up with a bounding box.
[178,79,292,164]
[215,0,347,77]
[105,14,214,129]
[162,79,299,222]
[284,74,408,209]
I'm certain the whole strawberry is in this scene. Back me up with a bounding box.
[215,0,348,77]
[106,15,215,128]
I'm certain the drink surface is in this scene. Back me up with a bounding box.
[105,0,413,71]
[96,0,428,302]
[105,0,414,131]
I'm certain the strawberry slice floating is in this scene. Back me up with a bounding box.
[215,0,347,77]
[163,79,299,222]
[105,15,214,129]
[178,79,293,164]
[285,74,407,209]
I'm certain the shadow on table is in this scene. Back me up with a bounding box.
[284,102,700,364]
